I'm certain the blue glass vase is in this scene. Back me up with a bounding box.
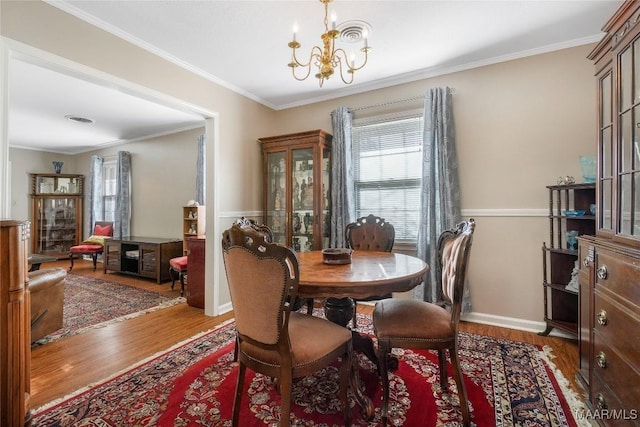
[52,161,63,174]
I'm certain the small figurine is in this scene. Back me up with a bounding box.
[557,176,575,185]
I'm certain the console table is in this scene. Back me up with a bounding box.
[103,237,183,284]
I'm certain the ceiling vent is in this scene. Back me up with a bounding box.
[337,21,372,44]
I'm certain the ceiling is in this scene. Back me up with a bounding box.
[8,0,621,155]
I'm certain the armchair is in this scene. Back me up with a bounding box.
[29,267,67,343]
[68,221,113,271]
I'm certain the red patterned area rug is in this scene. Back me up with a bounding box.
[33,273,184,346]
[32,314,589,426]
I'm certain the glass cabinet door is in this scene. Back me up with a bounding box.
[291,148,315,252]
[599,71,613,233]
[321,147,331,248]
[266,151,287,245]
[35,175,82,195]
[618,41,640,238]
[35,197,77,254]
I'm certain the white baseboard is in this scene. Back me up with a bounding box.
[217,301,233,315]
[461,311,577,340]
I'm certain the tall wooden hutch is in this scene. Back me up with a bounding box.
[258,130,332,252]
[29,173,84,258]
[579,1,640,422]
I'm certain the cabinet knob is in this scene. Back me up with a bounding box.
[596,265,608,280]
[595,393,607,410]
[597,309,608,326]
[583,257,590,267]
[596,351,607,368]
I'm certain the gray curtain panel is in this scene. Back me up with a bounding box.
[88,155,104,237]
[114,151,131,238]
[196,133,205,206]
[415,87,469,312]
[330,107,355,248]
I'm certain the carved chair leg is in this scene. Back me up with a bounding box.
[279,372,293,427]
[450,349,470,427]
[378,342,390,427]
[68,253,75,271]
[169,267,176,291]
[438,349,448,389]
[232,362,246,426]
[179,271,186,296]
[91,253,99,271]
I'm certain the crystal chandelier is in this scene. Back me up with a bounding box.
[287,0,371,87]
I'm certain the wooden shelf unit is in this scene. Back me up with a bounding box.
[540,183,595,337]
[182,205,205,253]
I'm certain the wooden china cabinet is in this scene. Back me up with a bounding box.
[258,130,332,252]
[29,173,84,258]
[579,1,640,424]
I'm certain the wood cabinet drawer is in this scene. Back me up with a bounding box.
[595,251,640,308]
[593,292,640,366]
[593,334,640,411]
[590,375,639,426]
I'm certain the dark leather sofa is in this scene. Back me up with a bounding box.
[29,267,66,343]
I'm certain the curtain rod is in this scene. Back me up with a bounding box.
[350,88,455,113]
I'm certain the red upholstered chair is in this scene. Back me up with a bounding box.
[169,255,188,296]
[68,221,113,271]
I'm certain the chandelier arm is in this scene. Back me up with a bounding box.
[291,46,324,81]
[334,56,355,85]
[332,47,369,72]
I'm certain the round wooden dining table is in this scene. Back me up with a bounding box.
[296,250,429,299]
[295,250,429,420]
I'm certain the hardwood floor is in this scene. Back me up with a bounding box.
[30,259,582,411]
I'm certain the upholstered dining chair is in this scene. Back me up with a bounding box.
[327,214,395,329]
[222,224,354,427]
[373,218,475,427]
[345,214,395,252]
[68,221,113,271]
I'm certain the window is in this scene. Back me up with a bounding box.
[352,111,423,240]
[103,160,117,222]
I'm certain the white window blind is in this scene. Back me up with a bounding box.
[352,111,424,240]
[103,160,117,222]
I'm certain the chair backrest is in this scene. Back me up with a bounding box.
[222,224,298,350]
[437,218,475,327]
[234,217,273,243]
[93,221,114,237]
[345,214,395,252]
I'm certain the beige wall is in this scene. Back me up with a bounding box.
[269,45,596,327]
[2,0,597,330]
